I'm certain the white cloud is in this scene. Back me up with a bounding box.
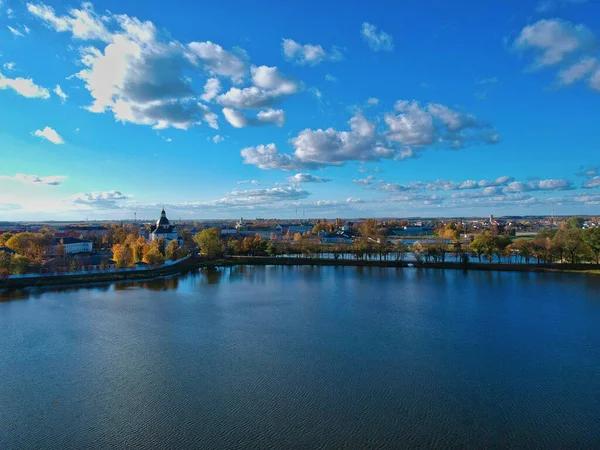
[213,134,225,143]
[361,22,394,52]
[477,176,515,187]
[223,107,285,128]
[583,176,600,188]
[287,173,331,183]
[54,84,68,102]
[200,77,220,102]
[7,25,24,37]
[514,19,600,92]
[222,108,248,128]
[241,143,300,170]
[237,180,260,185]
[0,71,50,99]
[171,186,310,210]
[27,2,112,41]
[27,3,235,130]
[367,97,379,105]
[33,126,65,144]
[353,175,375,185]
[256,108,285,126]
[325,74,337,82]
[385,100,499,148]
[0,173,67,185]
[385,101,434,146]
[243,103,498,171]
[217,66,298,110]
[187,41,246,82]
[282,38,342,65]
[2,62,16,71]
[503,179,574,192]
[514,19,594,67]
[72,190,131,209]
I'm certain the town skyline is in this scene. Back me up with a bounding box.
[1,0,599,220]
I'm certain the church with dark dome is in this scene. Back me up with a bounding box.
[149,208,179,243]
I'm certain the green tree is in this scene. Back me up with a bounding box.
[566,217,584,230]
[194,228,223,258]
[556,228,584,264]
[10,255,30,274]
[470,232,495,262]
[583,228,600,264]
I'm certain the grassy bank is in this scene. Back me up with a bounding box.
[0,258,199,289]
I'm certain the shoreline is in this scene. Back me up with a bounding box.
[2,256,599,290]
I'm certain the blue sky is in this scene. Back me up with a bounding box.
[0,0,599,220]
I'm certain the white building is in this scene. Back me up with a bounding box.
[50,237,93,255]
[149,208,179,243]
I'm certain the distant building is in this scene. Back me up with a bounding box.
[320,232,353,244]
[149,208,179,243]
[49,237,93,255]
[390,225,433,236]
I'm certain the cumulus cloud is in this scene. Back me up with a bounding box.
[237,180,260,185]
[217,65,298,109]
[33,126,65,144]
[72,190,131,209]
[212,134,225,143]
[503,179,574,192]
[243,103,498,170]
[2,62,16,71]
[26,3,252,130]
[287,173,331,183]
[282,39,342,65]
[257,108,285,126]
[241,143,301,170]
[27,2,111,41]
[200,77,220,102]
[583,176,600,188]
[353,175,375,185]
[513,19,600,91]
[0,71,50,99]
[514,19,594,67]
[54,84,68,102]
[223,107,285,128]
[168,186,310,210]
[0,173,67,186]
[385,100,499,149]
[361,22,394,52]
[187,41,246,81]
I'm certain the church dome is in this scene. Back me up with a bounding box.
[156,208,170,227]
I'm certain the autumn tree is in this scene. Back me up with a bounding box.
[359,219,379,237]
[144,245,164,266]
[194,228,223,258]
[165,240,179,260]
[112,243,134,268]
[5,232,51,262]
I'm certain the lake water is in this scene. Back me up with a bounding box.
[1,266,600,448]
